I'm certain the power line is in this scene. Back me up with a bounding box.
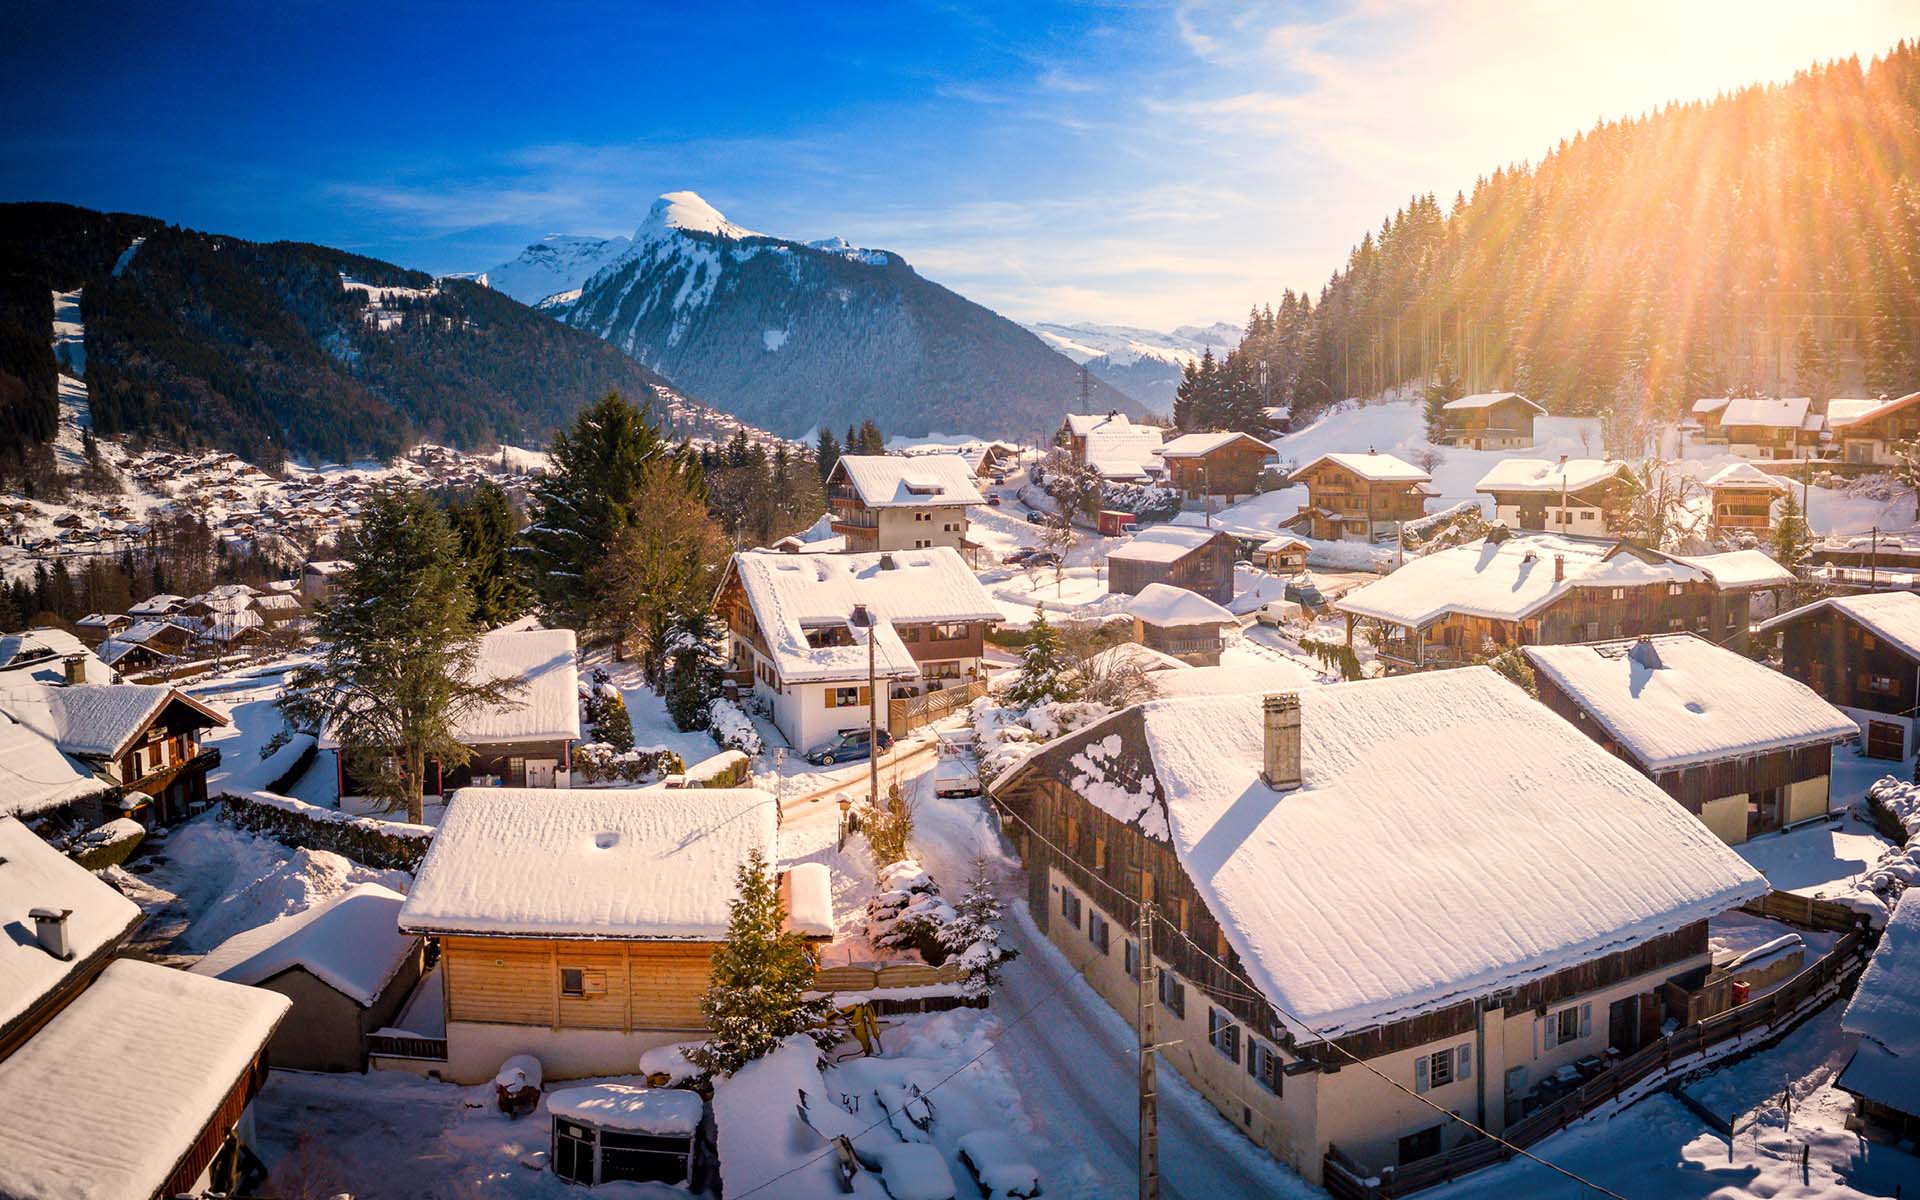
[988,798,1634,1200]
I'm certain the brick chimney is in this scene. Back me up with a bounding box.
[61,655,85,686]
[1260,693,1302,791]
[1553,555,1565,582]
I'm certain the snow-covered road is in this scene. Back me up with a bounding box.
[903,762,1320,1200]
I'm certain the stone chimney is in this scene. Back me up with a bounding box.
[62,655,85,686]
[1553,555,1565,583]
[1260,693,1302,792]
[30,907,73,961]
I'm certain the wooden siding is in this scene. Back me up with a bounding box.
[161,1050,270,1199]
[1772,604,1920,717]
[442,936,716,1032]
[1162,440,1271,498]
[1107,534,1239,605]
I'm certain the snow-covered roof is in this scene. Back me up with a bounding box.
[304,559,351,575]
[548,1084,703,1134]
[1106,524,1231,565]
[191,883,415,1006]
[1126,582,1237,627]
[729,548,1002,684]
[1824,398,1883,428]
[1443,391,1545,413]
[1670,549,1794,590]
[831,454,984,508]
[0,628,113,685]
[0,707,108,817]
[0,683,226,760]
[1838,889,1920,1115]
[1755,591,1920,660]
[1064,411,1136,436]
[1335,534,1702,628]
[1084,423,1167,480]
[1146,661,1309,698]
[455,627,581,745]
[0,817,141,1035]
[1721,397,1811,429]
[1290,450,1430,484]
[1153,431,1276,458]
[997,669,1766,1038]
[1703,462,1792,492]
[1257,534,1309,553]
[782,862,833,938]
[127,593,186,615]
[0,958,289,1200]
[1524,635,1856,772]
[1474,458,1630,495]
[1691,397,1732,416]
[399,788,779,939]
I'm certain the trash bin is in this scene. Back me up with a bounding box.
[1729,979,1751,1006]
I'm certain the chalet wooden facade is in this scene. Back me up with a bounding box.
[1105,526,1240,605]
[1473,458,1635,536]
[1152,431,1275,501]
[1525,636,1856,845]
[1288,451,1431,542]
[1058,411,1166,481]
[1440,392,1543,449]
[0,682,229,827]
[1755,591,1920,759]
[1828,390,1920,467]
[988,674,1765,1184]
[826,454,983,556]
[1720,397,1818,460]
[1256,535,1309,574]
[1126,583,1237,666]
[398,788,782,1083]
[1705,462,1791,533]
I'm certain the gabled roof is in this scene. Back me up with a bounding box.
[1721,397,1811,429]
[1838,888,1920,1116]
[0,628,114,685]
[1474,458,1631,495]
[727,548,1002,684]
[0,959,289,1200]
[1063,410,1135,436]
[192,883,415,1006]
[456,627,581,745]
[993,669,1765,1038]
[1106,524,1236,564]
[1670,549,1794,590]
[1524,634,1856,771]
[0,711,107,817]
[1826,395,1910,429]
[1754,591,1920,660]
[1691,397,1732,416]
[1703,462,1792,492]
[126,593,186,616]
[0,817,141,1036]
[1125,582,1237,627]
[0,683,227,760]
[1084,423,1167,480]
[1290,450,1430,484]
[399,788,779,939]
[1153,431,1276,458]
[829,454,984,508]
[1443,391,1545,413]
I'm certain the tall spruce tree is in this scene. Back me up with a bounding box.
[691,847,832,1075]
[280,485,517,823]
[444,481,532,627]
[1004,610,1079,708]
[815,426,842,482]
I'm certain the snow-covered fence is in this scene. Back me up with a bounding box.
[222,789,433,873]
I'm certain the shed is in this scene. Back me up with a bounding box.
[190,882,424,1071]
[1837,889,1920,1137]
[1105,526,1240,605]
[1126,583,1238,665]
[550,1084,706,1188]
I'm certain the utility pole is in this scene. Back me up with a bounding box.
[1136,898,1160,1200]
[855,603,879,811]
[1080,362,1090,415]
[1870,525,1879,592]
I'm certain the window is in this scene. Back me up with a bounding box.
[1544,1003,1590,1048]
[902,625,921,642]
[1610,588,1626,600]
[1668,617,1685,631]
[1093,837,1108,871]
[930,623,970,640]
[1863,634,1877,651]
[1059,888,1082,929]
[1089,912,1110,954]
[1170,897,1189,933]
[560,968,585,997]
[1158,969,1186,1017]
[1580,510,1595,521]
[915,511,932,521]
[1415,1044,1470,1093]
[1247,1039,1282,1094]
[1064,817,1079,853]
[1125,940,1140,980]
[1869,674,1899,695]
[1667,583,1685,596]
[508,756,526,781]
[1208,1008,1240,1062]
[1215,927,1230,960]
[1585,621,1600,640]
[914,539,932,549]
[829,686,862,708]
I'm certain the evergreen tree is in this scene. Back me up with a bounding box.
[690,848,832,1075]
[1004,610,1079,708]
[938,859,1017,1000]
[815,426,842,482]
[590,458,732,680]
[857,420,885,455]
[1772,489,1813,569]
[443,481,532,627]
[279,485,516,823]
[1423,358,1464,440]
[662,610,726,731]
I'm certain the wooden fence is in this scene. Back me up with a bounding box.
[1323,923,1869,1199]
[365,1032,448,1063]
[1739,890,1862,934]
[888,680,988,736]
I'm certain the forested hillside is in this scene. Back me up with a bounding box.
[1219,44,1920,428]
[0,203,741,471]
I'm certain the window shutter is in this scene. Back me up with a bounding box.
[1457,1045,1472,1081]
[1415,1055,1430,1093]
[1542,1016,1557,1050]
[1579,1004,1592,1039]
[859,686,871,705]
[822,688,833,708]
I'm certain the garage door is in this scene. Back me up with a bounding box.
[1866,720,1904,760]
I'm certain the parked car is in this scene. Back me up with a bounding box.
[933,753,981,798]
[1284,575,1327,610]
[1255,599,1305,627]
[804,728,894,765]
[1025,508,1049,525]
[986,493,1003,507]
[1003,547,1038,565]
[1024,550,1061,568]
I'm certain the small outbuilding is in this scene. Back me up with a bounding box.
[1255,535,1309,575]
[550,1084,706,1188]
[1105,526,1240,605]
[1837,888,1920,1139]
[1126,583,1238,666]
[191,882,424,1072]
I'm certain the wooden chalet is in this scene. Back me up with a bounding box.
[1124,583,1237,666]
[0,680,228,827]
[1256,535,1309,575]
[1287,451,1431,542]
[1058,411,1165,481]
[73,612,131,646]
[826,454,984,557]
[1473,457,1635,536]
[1754,591,1920,759]
[1828,390,1920,467]
[397,788,782,1083]
[0,818,289,1199]
[1105,525,1240,605]
[1336,530,1792,671]
[1440,392,1543,449]
[988,672,1765,1184]
[1719,397,1818,460]
[1151,431,1275,501]
[1837,888,1920,1140]
[1705,462,1792,534]
[1525,635,1857,844]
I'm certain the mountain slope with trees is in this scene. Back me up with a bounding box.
[0,202,745,471]
[1221,44,1920,429]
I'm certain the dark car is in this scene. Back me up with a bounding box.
[1025,509,1048,525]
[1283,575,1327,610]
[1024,550,1062,568]
[805,727,895,765]
[1003,547,1038,565]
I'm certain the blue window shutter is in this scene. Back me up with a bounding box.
[1415,1055,1430,1093]
[1457,1045,1472,1081]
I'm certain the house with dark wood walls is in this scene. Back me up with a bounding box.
[1151,431,1275,502]
[1288,451,1432,542]
[1754,591,1920,759]
[1440,392,1544,449]
[1105,525,1241,605]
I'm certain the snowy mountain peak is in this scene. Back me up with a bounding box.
[636,191,761,243]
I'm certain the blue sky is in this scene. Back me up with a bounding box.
[2,1,1913,327]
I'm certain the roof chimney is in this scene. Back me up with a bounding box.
[62,655,85,686]
[1260,693,1302,792]
[1629,636,1663,670]
[30,907,73,961]
[878,553,897,571]
[1554,554,1565,582]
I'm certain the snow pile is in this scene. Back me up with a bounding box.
[971,696,1112,786]
[1125,582,1236,627]
[211,730,315,795]
[865,863,955,955]
[639,1040,704,1084]
[1822,776,1920,926]
[179,841,411,955]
